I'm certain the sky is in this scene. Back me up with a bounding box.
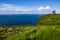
[0,0,60,14]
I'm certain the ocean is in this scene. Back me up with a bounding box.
[0,14,42,26]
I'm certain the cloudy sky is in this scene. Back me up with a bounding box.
[0,0,60,14]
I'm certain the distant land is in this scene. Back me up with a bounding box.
[37,14,60,25]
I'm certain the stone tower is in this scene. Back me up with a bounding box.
[52,10,56,14]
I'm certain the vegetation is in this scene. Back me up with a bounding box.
[37,14,60,25]
[0,14,60,40]
[0,25,60,40]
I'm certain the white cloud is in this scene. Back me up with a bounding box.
[45,6,51,9]
[0,3,52,14]
[38,7,44,11]
[0,3,29,12]
[38,6,51,11]
[37,6,52,14]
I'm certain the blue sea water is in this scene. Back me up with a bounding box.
[0,14,42,26]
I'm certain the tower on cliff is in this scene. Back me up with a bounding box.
[52,10,56,14]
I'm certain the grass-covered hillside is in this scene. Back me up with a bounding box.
[0,14,60,40]
[0,25,60,40]
[37,14,60,25]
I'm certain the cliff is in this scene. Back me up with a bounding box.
[37,14,60,25]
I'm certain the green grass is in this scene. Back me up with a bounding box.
[0,14,60,40]
[0,25,60,40]
[37,14,60,25]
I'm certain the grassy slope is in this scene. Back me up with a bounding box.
[37,14,60,25]
[0,25,60,40]
[0,14,60,40]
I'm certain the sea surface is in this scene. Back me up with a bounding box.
[0,14,42,26]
